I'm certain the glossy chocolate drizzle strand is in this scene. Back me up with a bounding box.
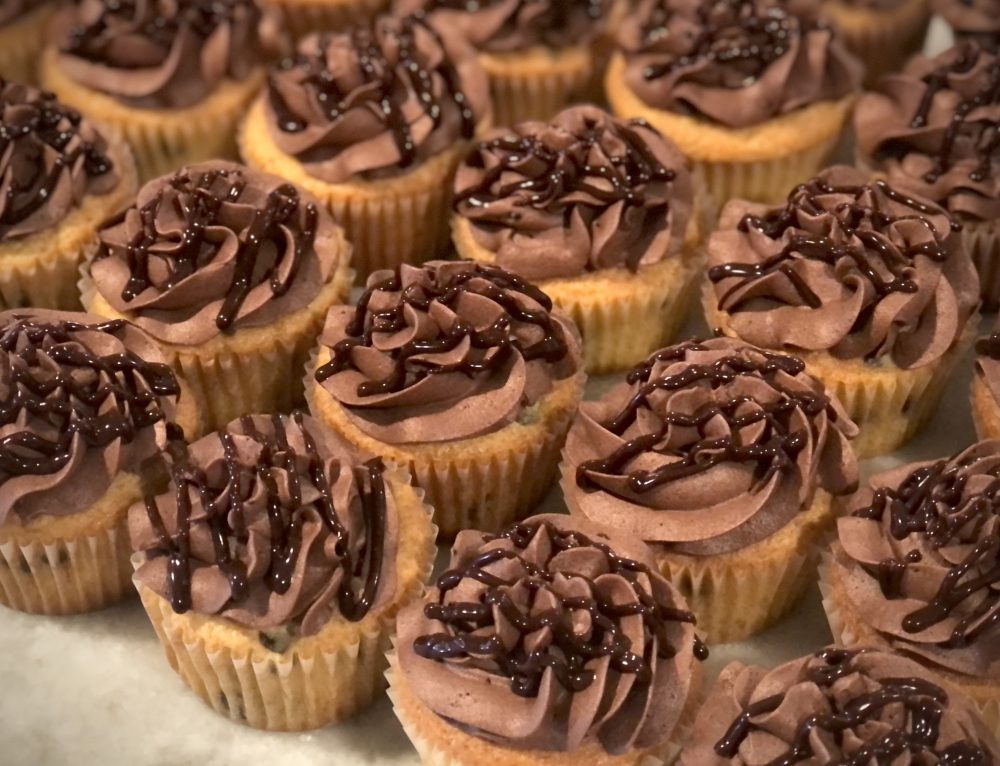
[0,80,112,237]
[315,264,569,396]
[0,317,179,479]
[715,647,987,766]
[268,14,475,168]
[576,341,832,494]
[143,412,387,620]
[413,521,705,698]
[854,452,1000,647]
[95,167,317,331]
[977,333,1000,360]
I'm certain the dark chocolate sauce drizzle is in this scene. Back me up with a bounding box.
[314,263,569,396]
[94,166,318,331]
[0,317,179,480]
[142,412,388,621]
[413,520,706,698]
[977,333,1000,360]
[576,341,832,494]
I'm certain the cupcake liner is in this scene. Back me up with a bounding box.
[971,372,1000,440]
[0,4,52,85]
[262,0,385,39]
[824,0,930,85]
[964,218,1000,310]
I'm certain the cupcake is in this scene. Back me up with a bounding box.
[681,646,1000,766]
[41,0,282,182]
[80,160,354,433]
[704,165,980,458]
[0,80,136,311]
[974,323,1000,438]
[932,0,1000,52]
[0,1,52,84]
[240,14,492,278]
[130,412,436,730]
[606,0,863,206]
[394,0,609,126]
[856,43,1000,308]
[305,260,585,537]
[822,0,929,85]
[389,513,706,766]
[451,105,699,375]
[561,337,859,644]
[821,442,1000,733]
[0,310,199,615]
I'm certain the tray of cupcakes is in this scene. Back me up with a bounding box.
[1,0,1000,763]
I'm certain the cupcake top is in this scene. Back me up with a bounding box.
[0,0,42,24]
[564,338,857,556]
[314,260,582,445]
[130,412,400,635]
[452,105,694,281]
[0,80,119,241]
[681,646,1000,766]
[976,321,1000,405]
[392,0,607,52]
[265,15,490,184]
[833,440,1000,681]
[396,513,704,754]
[707,165,979,369]
[855,44,1000,225]
[89,161,343,346]
[932,0,1000,44]
[616,0,862,129]
[0,310,180,526]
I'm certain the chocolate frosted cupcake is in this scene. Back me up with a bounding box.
[0,80,136,311]
[0,310,199,615]
[305,260,584,537]
[240,15,491,278]
[933,0,1000,52]
[682,646,1000,766]
[974,323,1000,438]
[856,43,1000,307]
[562,337,859,644]
[821,442,1000,735]
[704,165,979,457]
[81,161,353,433]
[394,0,609,126]
[822,0,929,86]
[606,0,863,205]
[41,0,282,182]
[451,105,699,374]
[389,513,706,766]
[0,1,53,83]
[130,412,436,730]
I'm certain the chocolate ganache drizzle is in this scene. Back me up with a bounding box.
[616,0,861,128]
[707,166,979,369]
[0,310,180,524]
[397,514,703,753]
[130,412,398,634]
[563,338,857,555]
[314,261,581,445]
[681,647,999,766]
[265,14,490,184]
[453,106,693,280]
[0,80,117,241]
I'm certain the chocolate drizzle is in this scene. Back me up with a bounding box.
[977,333,1000,360]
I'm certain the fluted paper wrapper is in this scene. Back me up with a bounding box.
[262,0,385,39]
[825,0,929,85]
[971,372,1000,440]
[964,218,1000,309]
[0,5,52,84]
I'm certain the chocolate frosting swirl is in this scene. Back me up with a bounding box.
[564,338,858,556]
[314,260,582,445]
[833,441,1000,680]
[681,646,1000,766]
[392,0,607,52]
[265,15,491,184]
[616,0,862,128]
[89,161,342,346]
[453,106,693,281]
[707,165,979,369]
[0,0,42,25]
[53,0,279,109]
[1,310,180,526]
[130,412,400,635]
[932,0,1000,46]
[0,80,118,242]
[397,514,703,754]
[856,44,1000,225]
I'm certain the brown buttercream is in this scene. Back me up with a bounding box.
[396,513,700,754]
[707,165,979,369]
[933,0,1000,47]
[264,15,491,184]
[564,338,857,556]
[453,105,693,281]
[89,160,342,346]
[616,0,862,128]
[314,260,582,446]
[0,310,179,526]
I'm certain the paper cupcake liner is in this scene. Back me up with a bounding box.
[964,218,1000,310]
[262,0,385,39]
[824,0,929,85]
[0,5,52,85]
[971,372,1000,440]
